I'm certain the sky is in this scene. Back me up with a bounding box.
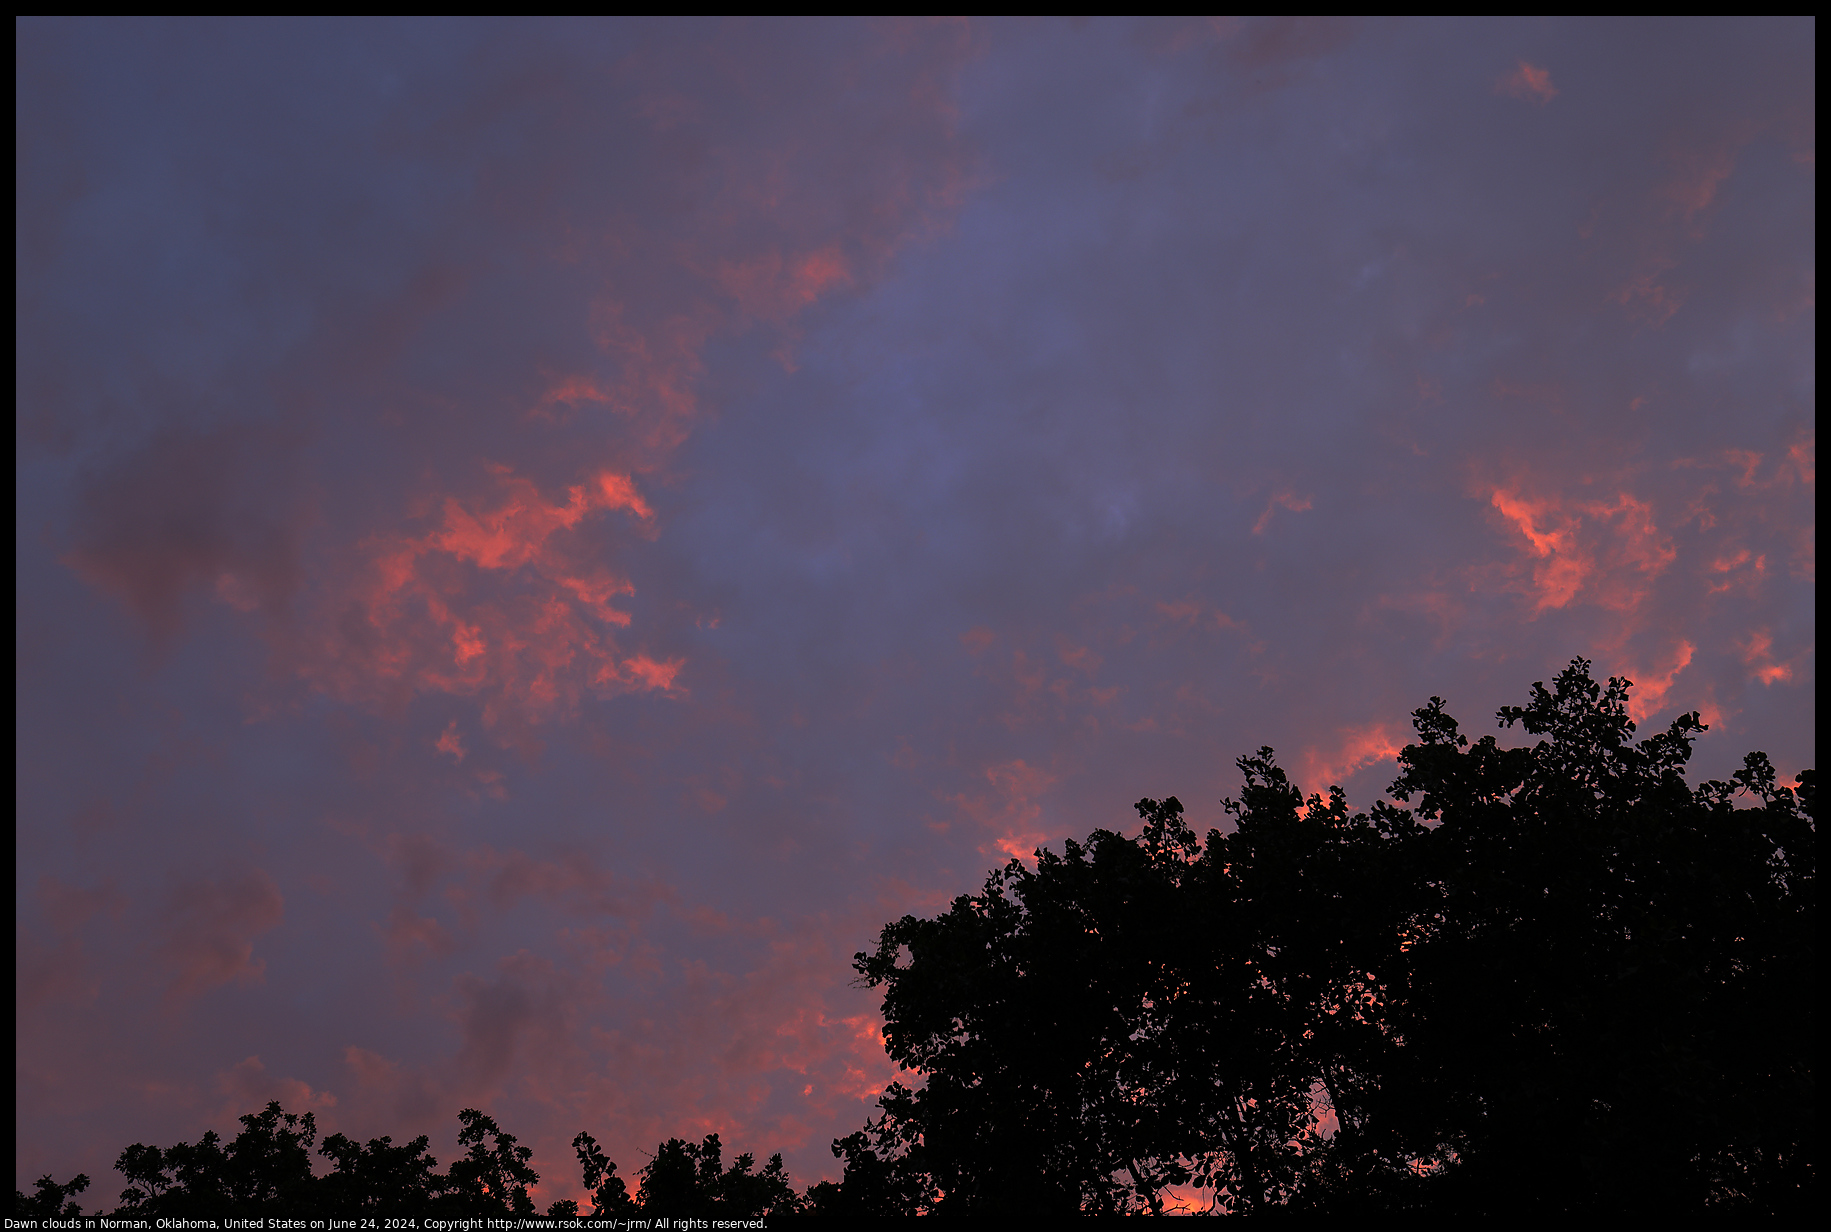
[15,16,1814,1209]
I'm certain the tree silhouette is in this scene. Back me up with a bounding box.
[842,659,1814,1214]
[17,1105,809,1219]
[315,1129,447,1214]
[442,1108,539,1215]
[13,1172,89,1218]
[548,1130,638,1218]
[111,1101,322,1216]
[627,1133,805,1217]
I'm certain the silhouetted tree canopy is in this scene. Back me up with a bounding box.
[17,1104,806,1219]
[835,660,1814,1215]
[19,661,1813,1218]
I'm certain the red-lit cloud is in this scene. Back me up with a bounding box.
[1300,724,1407,798]
[1495,59,1557,105]
[296,465,675,735]
[1252,490,1314,535]
[1484,482,1675,616]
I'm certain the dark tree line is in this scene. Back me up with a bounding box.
[829,660,1814,1215]
[19,661,1813,1217]
[15,1104,804,1219]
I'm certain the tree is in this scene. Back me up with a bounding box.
[13,1172,89,1218]
[112,1101,322,1217]
[1381,666,1816,1214]
[440,1109,540,1215]
[630,1133,805,1217]
[553,1131,638,1219]
[850,801,1211,1214]
[316,1131,448,1214]
[843,659,1814,1214]
[17,1101,819,1219]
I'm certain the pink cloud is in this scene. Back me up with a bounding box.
[1483,482,1675,616]
[717,247,855,324]
[1299,723,1406,798]
[436,721,467,763]
[1252,490,1313,535]
[1620,639,1696,723]
[214,1056,338,1122]
[945,758,1061,863]
[293,465,674,735]
[1739,629,1798,687]
[1495,59,1558,105]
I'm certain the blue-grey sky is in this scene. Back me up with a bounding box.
[17,17,1814,1209]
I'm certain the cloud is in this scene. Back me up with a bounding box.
[64,425,307,651]
[451,952,576,1099]
[159,870,285,1003]
[1738,629,1797,687]
[436,721,468,763]
[15,877,129,1012]
[944,758,1061,863]
[215,1056,338,1120]
[1619,639,1696,723]
[1495,59,1557,104]
[46,16,977,747]
[717,247,855,325]
[1299,723,1407,798]
[1251,490,1313,535]
[1482,481,1676,616]
[296,465,669,733]
[342,1045,445,1126]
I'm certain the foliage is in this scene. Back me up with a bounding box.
[442,1109,539,1215]
[112,1102,322,1216]
[632,1133,805,1217]
[13,1172,89,1218]
[842,659,1814,1214]
[315,1130,447,1214]
[558,1130,638,1219]
[17,1103,807,1219]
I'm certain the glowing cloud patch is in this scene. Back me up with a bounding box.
[947,759,1060,864]
[590,305,716,451]
[305,466,676,732]
[620,654,686,693]
[215,1056,338,1121]
[1485,485,1675,615]
[558,574,636,626]
[1252,490,1313,535]
[1621,640,1696,722]
[1495,59,1558,105]
[1057,639,1103,676]
[1156,599,1202,625]
[1740,630,1796,686]
[1488,487,1590,611]
[1610,262,1687,327]
[429,469,651,572]
[1300,723,1405,799]
[1664,142,1740,227]
[718,247,855,323]
[436,721,467,763]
